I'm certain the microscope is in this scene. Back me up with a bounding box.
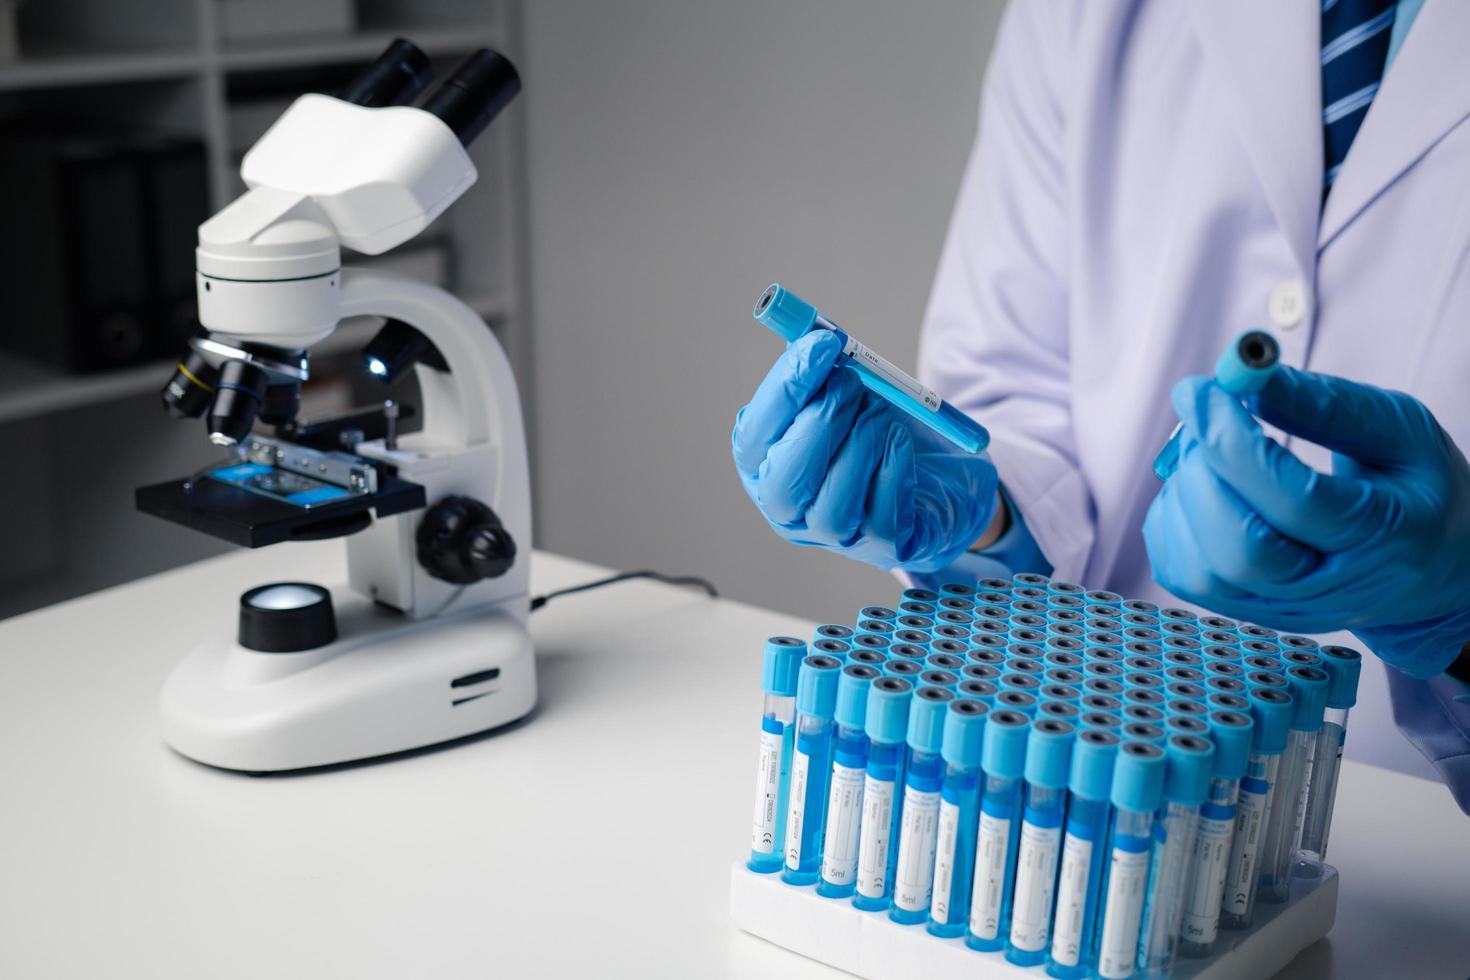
[136,40,536,773]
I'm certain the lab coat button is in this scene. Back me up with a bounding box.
[1268,281,1307,329]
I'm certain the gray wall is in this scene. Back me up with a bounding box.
[520,0,1004,623]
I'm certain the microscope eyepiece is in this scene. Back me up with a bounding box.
[161,348,219,420]
[422,49,521,146]
[339,38,435,108]
[207,359,269,447]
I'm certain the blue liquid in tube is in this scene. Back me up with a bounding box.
[782,654,844,885]
[817,664,883,898]
[927,698,988,937]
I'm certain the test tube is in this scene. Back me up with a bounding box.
[1091,741,1167,980]
[1218,686,1293,930]
[1178,709,1254,959]
[812,637,851,663]
[818,664,882,898]
[965,709,1031,951]
[1006,719,1078,966]
[748,636,806,873]
[1255,665,1327,904]
[958,677,1000,707]
[1153,330,1280,479]
[782,654,843,885]
[1295,645,1361,875]
[1046,729,1121,979]
[928,699,989,937]
[897,613,935,634]
[753,284,991,453]
[1137,733,1214,979]
[853,676,915,911]
[814,623,854,645]
[891,686,956,923]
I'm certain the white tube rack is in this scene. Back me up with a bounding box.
[730,862,1336,980]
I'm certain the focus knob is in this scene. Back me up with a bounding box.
[416,496,517,584]
[238,582,337,653]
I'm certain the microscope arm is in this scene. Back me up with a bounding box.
[337,268,532,623]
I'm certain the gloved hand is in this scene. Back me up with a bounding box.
[1143,366,1470,679]
[731,330,999,573]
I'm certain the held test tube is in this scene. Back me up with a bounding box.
[891,687,957,923]
[749,637,806,873]
[1092,741,1167,980]
[1006,719,1078,966]
[782,654,844,884]
[753,284,991,455]
[853,677,915,911]
[818,664,882,897]
[966,709,1032,951]
[1137,733,1214,979]
[1153,331,1281,480]
[928,699,990,937]
[1256,665,1328,905]
[1178,709,1254,959]
[1219,686,1294,930]
[1295,645,1362,875]
[1046,729,1121,979]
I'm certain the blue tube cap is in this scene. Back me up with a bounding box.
[1023,718,1076,789]
[865,675,914,745]
[1069,728,1121,801]
[754,283,819,343]
[942,698,988,768]
[1285,665,1330,731]
[762,636,805,697]
[1207,709,1254,781]
[1248,687,1294,754]
[1110,740,1166,813]
[1215,330,1280,395]
[835,664,881,730]
[982,709,1031,779]
[796,654,843,718]
[1319,645,1363,709]
[1162,732,1215,805]
[907,686,955,753]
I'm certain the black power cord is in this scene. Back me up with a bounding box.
[529,570,719,612]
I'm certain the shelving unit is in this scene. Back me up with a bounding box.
[0,0,531,619]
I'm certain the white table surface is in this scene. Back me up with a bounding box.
[0,543,1466,979]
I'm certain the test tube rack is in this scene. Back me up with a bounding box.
[730,861,1336,979]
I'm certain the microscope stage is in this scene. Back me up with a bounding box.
[136,468,425,548]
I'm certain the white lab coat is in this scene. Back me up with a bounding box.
[917,0,1470,783]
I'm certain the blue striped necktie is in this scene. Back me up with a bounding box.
[1322,0,1398,193]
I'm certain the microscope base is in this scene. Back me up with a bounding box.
[159,590,536,773]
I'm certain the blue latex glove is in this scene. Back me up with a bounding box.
[731,330,999,573]
[1143,366,1470,679]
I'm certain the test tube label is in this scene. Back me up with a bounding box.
[783,749,812,870]
[843,335,942,412]
[1180,808,1235,944]
[1290,748,1318,853]
[968,812,1011,940]
[1096,842,1150,979]
[1009,820,1062,951]
[1221,765,1274,916]
[751,724,785,853]
[821,762,866,885]
[930,799,962,923]
[892,788,942,912]
[856,776,897,898]
[1048,832,1094,967]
